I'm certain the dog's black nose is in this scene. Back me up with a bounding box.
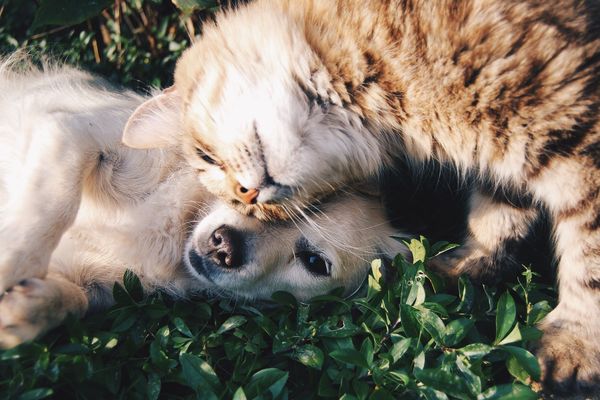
[206,225,242,269]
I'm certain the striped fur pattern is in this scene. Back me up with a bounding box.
[122,0,600,393]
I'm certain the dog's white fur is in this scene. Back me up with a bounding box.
[0,59,406,348]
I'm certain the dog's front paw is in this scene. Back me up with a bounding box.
[0,279,61,348]
[536,321,600,394]
[0,251,48,293]
[0,278,86,348]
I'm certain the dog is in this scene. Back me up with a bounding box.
[0,58,407,348]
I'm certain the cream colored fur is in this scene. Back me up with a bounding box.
[0,59,407,347]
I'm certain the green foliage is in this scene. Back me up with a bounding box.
[0,239,555,399]
[0,0,221,88]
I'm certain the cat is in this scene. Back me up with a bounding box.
[122,0,600,393]
[0,57,406,348]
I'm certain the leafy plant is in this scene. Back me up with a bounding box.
[0,0,222,88]
[0,238,555,399]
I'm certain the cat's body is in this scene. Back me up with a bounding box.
[123,0,600,393]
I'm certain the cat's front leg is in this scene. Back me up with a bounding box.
[0,119,94,292]
[428,189,538,282]
[535,213,600,394]
[0,274,88,348]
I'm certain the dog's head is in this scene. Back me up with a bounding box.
[185,192,408,301]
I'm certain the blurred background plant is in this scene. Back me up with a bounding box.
[0,0,244,89]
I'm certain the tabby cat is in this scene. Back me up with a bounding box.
[123,0,600,393]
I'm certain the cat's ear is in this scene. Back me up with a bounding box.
[354,179,381,198]
[122,86,182,149]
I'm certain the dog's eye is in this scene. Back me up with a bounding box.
[196,147,219,166]
[298,251,331,276]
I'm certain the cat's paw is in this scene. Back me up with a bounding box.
[427,245,519,283]
[0,278,69,348]
[536,322,600,394]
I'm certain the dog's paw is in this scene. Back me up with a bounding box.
[0,253,48,293]
[536,322,600,394]
[0,278,72,348]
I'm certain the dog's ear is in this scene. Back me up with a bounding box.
[122,86,182,149]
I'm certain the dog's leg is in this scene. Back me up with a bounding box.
[428,189,538,282]
[0,118,98,292]
[0,273,88,348]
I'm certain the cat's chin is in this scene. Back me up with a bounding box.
[229,201,290,221]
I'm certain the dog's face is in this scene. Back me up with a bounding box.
[185,193,407,301]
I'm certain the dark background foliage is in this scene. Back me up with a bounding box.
[0,0,230,89]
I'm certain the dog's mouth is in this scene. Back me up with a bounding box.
[186,249,217,283]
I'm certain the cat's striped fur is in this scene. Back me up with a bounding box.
[123,0,600,393]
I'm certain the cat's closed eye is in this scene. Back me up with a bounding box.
[196,147,220,166]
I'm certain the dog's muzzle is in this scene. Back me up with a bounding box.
[188,225,245,280]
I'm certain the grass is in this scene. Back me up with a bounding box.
[0,238,556,399]
[0,1,558,398]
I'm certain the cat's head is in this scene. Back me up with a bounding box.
[122,3,384,220]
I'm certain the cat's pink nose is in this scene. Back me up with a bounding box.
[235,183,259,204]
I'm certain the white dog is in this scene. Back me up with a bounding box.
[0,58,407,348]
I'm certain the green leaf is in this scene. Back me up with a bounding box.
[329,348,370,369]
[506,355,529,384]
[270,291,298,307]
[179,353,220,392]
[318,373,337,397]
[404,238,427,263]
[32,0,111,30]
[420,387,450,400]
[369,386,396,400]
[371,258,383,282]
[111,310,137,332]
[495,292,516,343]
[501,346,541,381]
[112,282,133,305]
[147,373,161,400]
[477,383,538,400]
[455,276,475,313]
[497,323,522,345]
[17,388,54,400]
[123,269,144,301]
[455,355,482,396]
[172,0,218,14]
[400,304,420,338]
[430,241,460,258]
[232,387,247,400]
[361,338,374,366]
[390,337,412,363]
[415,369,472,400]
[217,316,247,334]
[245,368,289,399]
[173,317,193,338]
[443,318,474,347]
[318,316,361,338]
[417,307,446,345]
[459,343,494,360]
[292,345,324,370]
[149,340,171,372]
[527,301,552,325]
